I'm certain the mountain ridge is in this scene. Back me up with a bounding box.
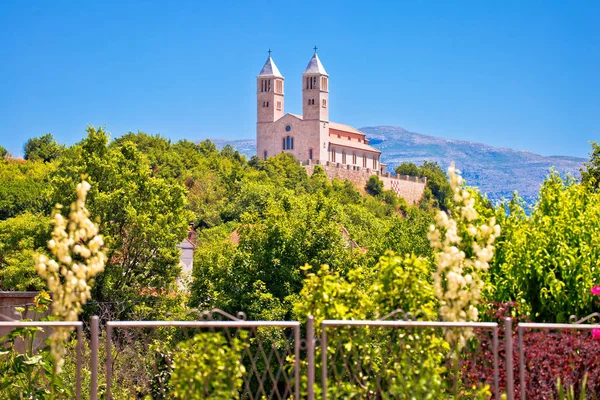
[209,126,586,203]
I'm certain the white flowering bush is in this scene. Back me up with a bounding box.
[428,163,500,349]
[35,180,105,371]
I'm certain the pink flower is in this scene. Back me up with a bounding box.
[592,329,600,340]
[591,286,600,296]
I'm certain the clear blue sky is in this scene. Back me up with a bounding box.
[1,0,598,158]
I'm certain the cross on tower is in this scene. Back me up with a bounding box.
[268,49,272,56]
[313,46,318,54]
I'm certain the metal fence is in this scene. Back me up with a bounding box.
[319,319,500,399]
[1,314,599,399]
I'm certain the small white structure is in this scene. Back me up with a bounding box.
[177,229,196,289]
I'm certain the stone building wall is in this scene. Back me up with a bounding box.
[303,161,426,205]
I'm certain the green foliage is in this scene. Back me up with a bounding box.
[490,172,600,322]
[581,141,600,190]
[0,158,52,220]
[170,332,247,399]
[0,294,70,399]
[294,253,449,398]
[192,192,368,319]
[49,127,192,306]
[23,133,64,162]
[366,175,384,196]
[0,213,50,290]
[382,207,434,259]
[0,145,8,159]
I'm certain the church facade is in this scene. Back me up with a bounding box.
[256,51,384,173]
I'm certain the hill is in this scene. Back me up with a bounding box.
[211,126,586,203]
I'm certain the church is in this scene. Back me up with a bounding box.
[256,50,385,173]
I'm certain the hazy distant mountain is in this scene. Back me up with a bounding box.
[211,126,586,203]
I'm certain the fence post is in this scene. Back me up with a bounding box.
[106,324,112,400]
[321,324,327,400]
[505,318,514,400]
[90,316,99,400]
[518,325,525,400]
[307,316,315,400]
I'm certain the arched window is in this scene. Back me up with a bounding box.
[291,137,294,150]
[342,152,346,164]
[282,137,286,150]
[286,136,291,150]
[363,155,367,168]
[322,99,327,108]
[352,153,357,164]
[263,151,267,160]
[309,148,313,160]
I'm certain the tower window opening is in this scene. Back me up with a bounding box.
[352,153,357,164]
[276,101,282,110]
[267,80,271,92]
[363,155,367,168]
[322,99,327,108]
[263,151,267,160]
[342,152,346,164]
[309,148,313,160]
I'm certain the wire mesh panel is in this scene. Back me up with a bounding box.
[516,323,600,400]
[319,320,500,399]
[105,320,300,399]
[0,321,84,400]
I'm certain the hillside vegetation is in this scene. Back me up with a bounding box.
[0,129,598,326]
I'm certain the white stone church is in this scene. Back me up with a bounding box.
[256,50,385,173]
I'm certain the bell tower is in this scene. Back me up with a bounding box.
[302,47,329,122]
[257,50,284,123]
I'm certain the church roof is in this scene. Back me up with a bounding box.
[328,135,381,153]
[258,56,283,78]
[329,122,365,136]
[303,53,328,75]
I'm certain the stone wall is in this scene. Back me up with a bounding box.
[304,161,426,205]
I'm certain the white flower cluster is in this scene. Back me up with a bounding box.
[427,163,500,349]
[36,180,105,371]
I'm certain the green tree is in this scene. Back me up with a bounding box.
[23,133,64,162]
[0,159,53,220]
[0,213,50,291]
[581,141,600,190]
[490,172,600,322]
[395,161,452,210]
[49,127,191,305]
[366,175,384,196]
[0,145,8,159]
